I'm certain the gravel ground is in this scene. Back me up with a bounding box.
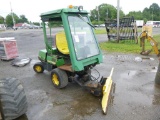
[0,29,160,120]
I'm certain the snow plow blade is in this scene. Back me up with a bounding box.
[102,68,114,114]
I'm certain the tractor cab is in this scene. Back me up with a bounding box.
[38,6,102,72]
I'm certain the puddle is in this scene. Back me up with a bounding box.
[69,94,101,117]
[107,55,155,62]
[52,93,102,120]
[66,83,116,118]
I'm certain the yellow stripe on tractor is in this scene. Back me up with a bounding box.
[102,68,114,114]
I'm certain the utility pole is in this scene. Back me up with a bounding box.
[106,8,108,21]
[152,7,154,21]
[4,19,6,30]
[96,6,100,27]
[117,0,120,42]
[10,2,15,29]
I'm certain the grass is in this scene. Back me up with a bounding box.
[94,28,107,34]
[94,28,142,34]
[0,30,5,32]
[99,34,160,54]
[137,28,143,32]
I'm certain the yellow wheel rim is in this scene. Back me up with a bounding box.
[35,66,42,72]
[52,74,59,86]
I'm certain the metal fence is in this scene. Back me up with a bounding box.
[105,16,138,43]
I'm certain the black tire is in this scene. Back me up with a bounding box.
[0,78,28,120]
[51,68,68,89]
[33,62,44,73]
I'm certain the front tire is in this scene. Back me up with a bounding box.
[0,78,28,120]
[51,68,68,89]
[33,62,44,73]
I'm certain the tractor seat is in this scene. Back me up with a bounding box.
[56,32,69,55]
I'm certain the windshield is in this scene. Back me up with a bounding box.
[68,16,99,60]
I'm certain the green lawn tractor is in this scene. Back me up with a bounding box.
[33,5,114,114]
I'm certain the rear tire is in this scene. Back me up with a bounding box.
[33,62,44,73]
[51,68,68,89]
[0,78,28,120]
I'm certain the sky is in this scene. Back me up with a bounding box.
[0,0,160,22]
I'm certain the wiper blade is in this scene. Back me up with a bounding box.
[78,14,96,29]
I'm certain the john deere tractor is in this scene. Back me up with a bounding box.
[33,5,114,114]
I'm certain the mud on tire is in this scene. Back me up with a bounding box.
[0,78,28,120]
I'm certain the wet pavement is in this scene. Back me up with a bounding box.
[0,29,160,120]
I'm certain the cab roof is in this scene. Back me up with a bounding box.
[40,8,88,21]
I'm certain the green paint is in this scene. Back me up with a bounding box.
[38,49,47,61]
[56,59,65,67]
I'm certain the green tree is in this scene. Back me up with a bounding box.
[90,3,125,24]
[142,7,150,21]
[0,16,4,24]
[125,3,160,21]
[119,10,125,18]
[6,13,19,27]
[126,11,143,20]
[99,4,117,21]
[142,3,160,21]
[149,3,160,21]
[90,9,97,22]
[18,15,28,23]
[48,21,62,27]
